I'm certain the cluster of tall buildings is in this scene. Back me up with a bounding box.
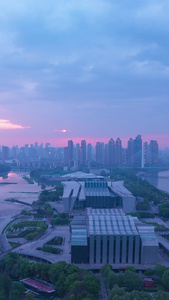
[0,135,159,169]
[64,135,159,168]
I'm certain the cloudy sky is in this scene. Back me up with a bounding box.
[0,0,169,148]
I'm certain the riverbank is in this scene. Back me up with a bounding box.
[140,170,169,194]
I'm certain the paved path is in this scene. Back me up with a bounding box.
[96,274,108,300]
[13,225,71,264]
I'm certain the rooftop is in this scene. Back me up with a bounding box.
[21,278,55,293]
[61,171,104,179]
[108,181,135,198]
[88,214,139,236]
[137,226,159,247]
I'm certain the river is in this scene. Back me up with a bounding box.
[141,170,169,194]
[0,172,42,232]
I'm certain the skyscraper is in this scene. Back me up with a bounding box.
[149,140,159,165]
[115,138,122,167]
[126,138,134,167]
[68,140,74,162]
[96,142,104,165]
[80,140,86,165]
[108,138,115,167]
[133,135,142,168]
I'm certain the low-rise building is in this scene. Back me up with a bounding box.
[62,180,135,213]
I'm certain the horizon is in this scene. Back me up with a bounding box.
[0,134,168,149]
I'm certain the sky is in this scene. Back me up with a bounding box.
[0,0,169,148]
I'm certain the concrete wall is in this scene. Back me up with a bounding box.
[141,245,159,264]
[122,196,136,213]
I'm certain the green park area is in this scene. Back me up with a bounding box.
[6,221,48,241]
[102,264,169,300]
[0,253,100,300]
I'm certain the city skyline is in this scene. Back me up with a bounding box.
[0,1,169,148]
[0,134,168,150]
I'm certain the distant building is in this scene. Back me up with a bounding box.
[2,146,10,161]
[133,135,142,168]
[108,138,115,167]
[143,140,159,166]
[149,140,159,165]
[126,138,134,167]
[96,142,105,165]
[80,140,86,165]
[115,138,122,167]
[143,142,149,166]
[68,140,74,163]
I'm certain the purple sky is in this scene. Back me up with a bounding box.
[0,1,169,148]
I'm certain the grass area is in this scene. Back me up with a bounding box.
[1,218,18,234]
[7,229,34,238]
[37,245,63,254]
[11,220,46,230]
[46,236,63,245]
[9,242,21,248]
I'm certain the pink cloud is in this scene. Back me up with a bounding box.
[0,119,30,130]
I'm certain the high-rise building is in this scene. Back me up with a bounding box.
[133,135,142,168]
[87,143,92,162]
[68,140,74,163]
[64,147,68,165]
[127,138,134,167]
[108,138,115,167]
[143,142,149,166]
[96,142,104,165]
[80,140,86,165]
[149,140,159,165]
[104,144,108,166]
[2,146,9,161]
[115,138,122,167]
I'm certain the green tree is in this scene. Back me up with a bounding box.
[154,264,167,278]
[117,273,125,287]
[155,290,169,300]
[124,271,142,289]
[101,264,112,278]
[159,202,169,218]
[107,271,118,289]
[126,266,136,273]
[0,292,6,300]
[130,290,152,300]
[108,284,125,300]
[162,269,169,289]
[49,261,67,283]
[144,268,154,277]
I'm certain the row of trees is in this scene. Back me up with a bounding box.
[110,169,168,204]
[101,264,169,300]
[34,187,63,205]
[0,253,100,299]
[159,201,169,218]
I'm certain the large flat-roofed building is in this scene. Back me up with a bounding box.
[62,180,135,213]
[71,208,159,265]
